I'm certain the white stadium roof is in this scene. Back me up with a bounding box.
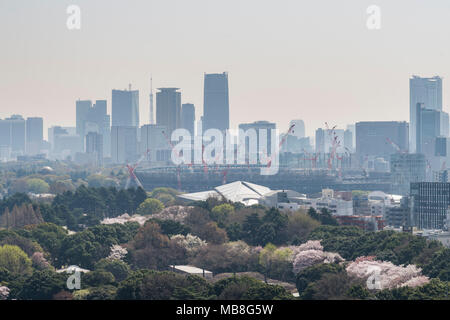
[177,181,273,206]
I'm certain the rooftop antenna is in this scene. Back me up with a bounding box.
[150,76,154,124]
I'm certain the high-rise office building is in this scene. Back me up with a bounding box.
[85,132,103,166]
[356,121,409,160]
[140,124,171,163]
[156,88,181,137]
[410,76,442,152]
[51,126,83,159]
[76,99,111,157]
[315,128,326,153]
[411,182,450,230]
[416,103,449,156]
[390,153,426,196]
[76,100,92,139]
[203,72,229,132]
[289,120,305,139]
[344,129,353,152]
[26,117,43,155]
[181,103,195,136]
[112,89,140,127]
[90,100,110,157]
[149,77,154,124]
[347,124,356,149]
[0,120,11,159]
[0,115,26,157]
[111,126,138,164]
[315,128,346,154]
[239,121,276,163]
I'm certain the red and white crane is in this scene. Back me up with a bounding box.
[125,149,150,189]
[302,148,318,169]
[161,130,187,190]
[266,123,295,169]
[386,137,408,154]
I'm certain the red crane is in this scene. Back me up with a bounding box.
[302,148,318,169]
[125,149,150,189]
[161,130,186,190]
[386,137,408,154]
[266,123,295,168]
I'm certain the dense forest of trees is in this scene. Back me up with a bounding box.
[0,186,448,300]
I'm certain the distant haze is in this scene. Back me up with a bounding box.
[1,0,450,139]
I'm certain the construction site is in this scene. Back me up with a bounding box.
[135,165,391,195]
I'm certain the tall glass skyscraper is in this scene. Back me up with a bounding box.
[410,76,442,153]
[26,117,43,155]
[156,88,181,137]
[181,103,195,136]
[203,72,229,132]
[112,89,140,127]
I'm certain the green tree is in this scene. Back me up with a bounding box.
[137,198,164,215]
[83,270,116,287]
[94,258,131,282]
[0,244,33,277]
[26,178,50,194]
[211,204,234,227]
[19,269,66,300]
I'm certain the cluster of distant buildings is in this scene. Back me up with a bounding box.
[179,180,450,247]
[3,74,450,245]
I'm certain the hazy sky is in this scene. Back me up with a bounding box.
[2,0,450,139]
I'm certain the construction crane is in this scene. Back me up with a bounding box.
[302,148,318,169]
[266,123,295,169]
[324,123,341,171]
[125,149,150,189]
[201,144,209,174]
[222,164,231,184]
[385,137,408,154]
[161,130,186,190]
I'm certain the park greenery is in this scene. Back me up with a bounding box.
[0,183,448,300]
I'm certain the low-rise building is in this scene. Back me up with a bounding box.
[336,215,385,231]
[170,265,213,279]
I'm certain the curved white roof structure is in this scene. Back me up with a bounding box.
[177,181,273,206]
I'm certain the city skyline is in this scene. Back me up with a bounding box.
[3,1,450,138]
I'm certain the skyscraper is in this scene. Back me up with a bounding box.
[239,121,276,163]
[149,77,154,124]
[203,72,229,132]
[85,132,103,166]
[76,99,111,157]
[391,153,426,196]
[111,126,138,164]
[181,103,195,136]
[289,120,305,138]
[112,89,140,127]
[355,121,409,160]
[410,76,442,152]
[26,117,43,155]
[315,128,326,153]
[156,88,181,137]
[76,100,92,139]
[315,128,347,154]
[140,124,171,163]
[416,103,449,156]
[411,182,450,230]
[5,115,25,156]
[0,117,24,159]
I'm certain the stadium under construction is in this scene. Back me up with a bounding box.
[136,164,391,195]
